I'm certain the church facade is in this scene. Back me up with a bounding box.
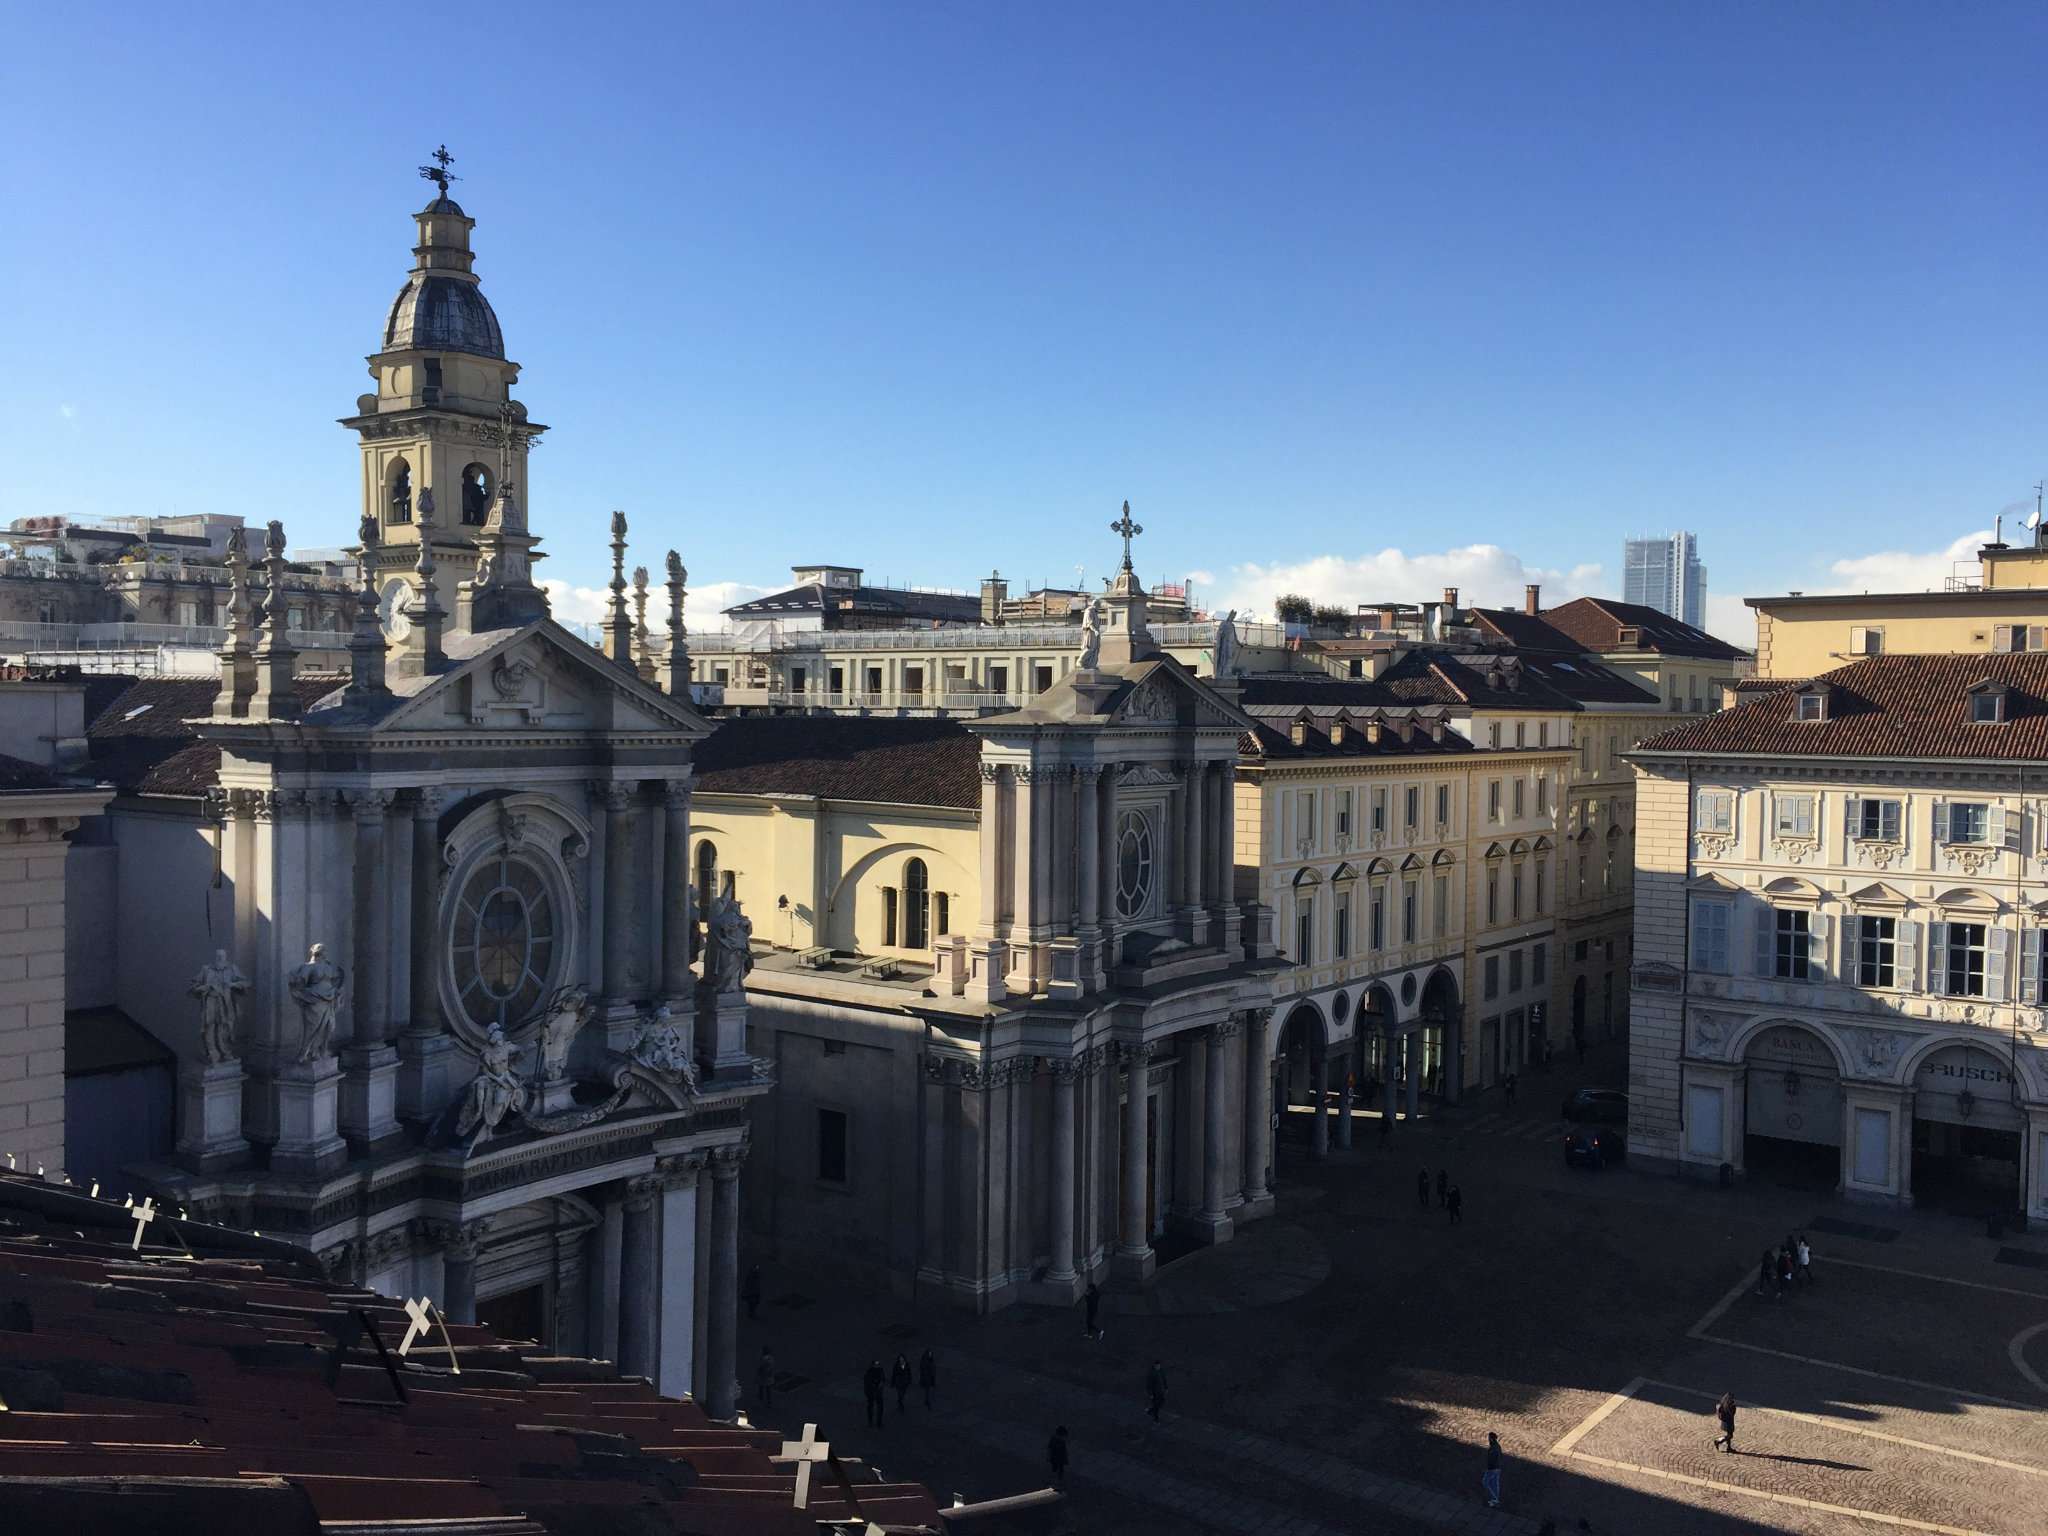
[35,173,762,1413]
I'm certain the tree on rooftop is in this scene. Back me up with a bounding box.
[1274,593,1315,623]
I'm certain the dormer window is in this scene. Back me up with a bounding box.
[1794,687,1828,722]
[1969,680,2008,724]
[1290,717,1308,747]
[1329,716,1347,746]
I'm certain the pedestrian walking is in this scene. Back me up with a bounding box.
[1436,1169,1448,1208]
[1146,1360,1167,1422]
[1776,1246,1793,1298]
[1447,1184,1463,1224]
[754,1346,775,1411]
[890,1353,913,1414]
[919,1347,937,1409]
[1756,1247,1774,1298]
[741,1264,763,1322]
[1083,1279,1103,1341]
[1796,1234,1814,1287]
[1481,1431,1503,1508]
[1504,1071,1518,1107]
[1417,1167,1431,1208]
[862,1359,885,1427]
[1711,1392,1737,1453]
[1047,1424,1070,1489]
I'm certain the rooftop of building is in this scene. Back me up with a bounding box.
[724,579,984,627]
[1637,652,2048,761]
[1470,596,1745,661]
[1241,703,1473,761]
[0,1172,960,1534]
[693,715,982,809]
[78,674,343,796]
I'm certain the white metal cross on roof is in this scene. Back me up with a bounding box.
[128,1196,156,1251]
[773,1421,830,1509]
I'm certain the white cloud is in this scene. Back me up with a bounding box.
[689,579,774,620]
[1819,529,1991,596]
[1703,593,1755,650]
[57,404,75,420]
[539,576,774,636]
[1184,568,1215,588]
[1215,544,1605,622]
[540,580,611,628]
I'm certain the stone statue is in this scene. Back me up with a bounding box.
[287,942,346,1062]
[704,894,755,996]
[1213,609,1238,678]
[456,1024,528,1151]
[188,949,248,1064]
[628,1004,700,1095]
[357,510,378,549]
[1078,598,1102,671]
[538,985,593,1081]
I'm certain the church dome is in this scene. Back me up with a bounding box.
[383,272,504,359]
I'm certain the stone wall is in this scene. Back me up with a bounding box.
[1627,763,1692,1170]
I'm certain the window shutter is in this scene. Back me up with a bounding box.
[1882,800,1900,843]
[1995,624,2015,653]
[1990,805,2008,848]
[1932,799,1947,846]
[1809,910,1830,981]
[1850,626,1867,655]
[2030,626,2046,652]
[1844,796,1861,841]
[2001,805,2022,850]
[1927,921,1948,995]
[1753,905,1773,976]
[1990,925,2012,1002]
[2023,929,2041,1005]
[1897,919,1918,991]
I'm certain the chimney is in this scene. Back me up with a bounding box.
[1524,583,1541,615]
[1443,586,1459,611]
[980,569,1008,625]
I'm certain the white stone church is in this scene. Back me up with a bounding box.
[7,172,761,1414]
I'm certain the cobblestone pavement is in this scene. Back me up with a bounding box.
[733,1044,2048,1534]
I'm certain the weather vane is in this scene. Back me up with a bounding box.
[418,145,459,197]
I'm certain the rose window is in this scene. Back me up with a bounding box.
[1115,810,1155,918]
[451,852,558,1031]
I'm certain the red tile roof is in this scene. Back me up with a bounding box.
[694,717,981,809]
[1638,653,2048,760]
[0,1174,952,1534]
[82,675,342,796]
[1535,596,1745,662]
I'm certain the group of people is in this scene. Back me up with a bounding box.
[859,1351,939,1426]
[1756,1233,1815,1298]
[1420,1165,1464,1222]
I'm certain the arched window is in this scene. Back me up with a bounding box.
[388,459,414,525]
[460,462,493,526]
[695,840,718,919]
[903,858,930,950]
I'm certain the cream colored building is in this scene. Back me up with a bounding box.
[1629,654,2048,1224]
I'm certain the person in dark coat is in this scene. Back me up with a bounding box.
[1481,1431,1503,1507]
[1418,1168,1431,1208]
[1712,1392,1737,1452]
[1048,1424,1070,1488]
[919,1348,937,1408]
[754,1345,775,1411]
[890,1353,913,1414]
[741,1265,763,1321]
[1776,1246,1794,1298]
[1447,1184,1463,1224]
[1757,1247,1775,1297]
[1146,1360,1167,1422]
[862,1359,885,1427]
[1084,1279,1102,1341]
[1504,1070,1518,1107]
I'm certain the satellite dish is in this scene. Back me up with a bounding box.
[2029,508,2041,530]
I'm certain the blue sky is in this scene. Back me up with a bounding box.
[4,3,2044,642]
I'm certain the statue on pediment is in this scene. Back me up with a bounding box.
[629,1003,700,1096]
[188,949,248,1065]
[457,1024,528,1151]
[704,894,755,997]
[537,985,594,1081]
[288,943,346,1062]
[1213,609,1238,678]
[1078,598,1102,671]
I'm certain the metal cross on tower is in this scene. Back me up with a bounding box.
[473,400,536,499]
[1110,500,1143,572]
[419,145,459,197]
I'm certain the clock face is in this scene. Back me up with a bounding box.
[379,579,415,640]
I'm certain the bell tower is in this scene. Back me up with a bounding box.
[340,148,546,638]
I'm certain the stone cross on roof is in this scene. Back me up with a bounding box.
[1111,500,1143,573]
[773,1422,830,1509]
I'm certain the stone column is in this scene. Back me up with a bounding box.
[1076,766,1101,926]
[439,1218,490,1325]
[1115,1042,1155,1285]
[968,764,1006,1001]
[1210,761,1241,951]
[1007,768,1036,990]
[1199,1020,1237,1240]
[656,1153,705,1399]
[1048,1059,1079,1288]
[340,789,400,1154]
[1382,1030,1400,1126]
[1337,1052,1355,1150]
[1405,1033,1422,1121]
[1240,1011,1275,1218]
[1311,1049,1330,1160]
[617,1176,660,1380]
[398,789,454,1122]
[706,1147,744,1419]
[599,781,639,1013]
[1183,762,1209,943]
[660,781,694,1003]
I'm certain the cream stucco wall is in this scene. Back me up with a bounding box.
[1752,595,2048,680]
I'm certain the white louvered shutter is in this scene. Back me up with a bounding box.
[1844,796,1862,842]
[1927,922,1949,995]
[1932,800,1947,847]
[1990,925,2012,1002]
[2022,929,2041,1005]
[1995,624,2015,653]
[1897,920,1918,992]
[2003,805,2023,850]
[1882,800,1901,843]
[2030,626,2046,652]
[1753,905,1774,977]
[1809,911,1830,982]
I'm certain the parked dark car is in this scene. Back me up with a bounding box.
[1564,1126,1626,1169]
[1561,1088,1629,1124]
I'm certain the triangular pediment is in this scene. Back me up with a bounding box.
[318,620,712,740]
[1846,881,1907,908]
[1107,657,1255,732]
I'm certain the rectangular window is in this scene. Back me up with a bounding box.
[1486,868,1500,925]
[789,666,808,694]
[1696,788,1734,833]
[1947,802,1989,844]
[1513,779,1526,819]
[1401,879,1417,942]
[1436,784,1450,828]
[882,887,899,946]
[864,665,884,696]
[1489,722,1502,748]
[817,1108,849,1185]
[1404,785,1420,828]
[1484,954,1500,999]
[1692,901,1731,974]
[1854,798,1901,842]
[1850,625,1883,656]
[1534,859,1548,914]
[1370,891,1385,950]
[1515,721,1527,748]
[1433,873,1449,934]
[1508,948,1523,992]
[987,664,1008,696]
[1538,721,1549,748]
[1335,894,1351,959]
[1531,942,1547,984]
[1942,921,1987,996]
[1774,909,1811,981]
[1579,730,1592,772]
[1371,787,1386,834]
[1296,899,1314,964]
[1488,781,1502,823]
[1774,794,1816,839]
[1510,868,1523,919]
[1295,790,1316,846]
[934,891,950,936]
[1336,790,1352,838]
[1537,776,1550,816]
[1857,915,1897,989]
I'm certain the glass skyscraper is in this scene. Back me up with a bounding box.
[1623,531,1707,629]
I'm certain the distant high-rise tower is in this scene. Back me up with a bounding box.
[1623,531,1707,629]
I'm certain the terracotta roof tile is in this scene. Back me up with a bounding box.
[694,716,981,809]
[1537,596,1745,661]
[1638,653,2048,760]
[82,674,341,795]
